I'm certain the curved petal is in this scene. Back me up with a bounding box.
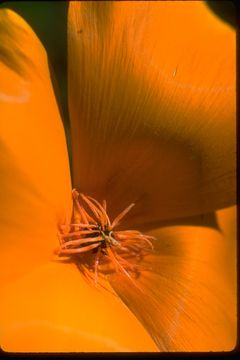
[0,10,159,352]
[217,206,237,295]
[68,1,236,229]
[108,220,237,351]
[0,9,72,284]
[0,262,158,352]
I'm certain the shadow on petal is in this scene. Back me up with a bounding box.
[108,217,237,351]
[68,1,236,228]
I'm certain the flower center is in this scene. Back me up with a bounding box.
[55,189,155,285]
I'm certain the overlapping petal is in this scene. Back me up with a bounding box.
[68,1,236,230]
[0,9,159,352]
[0,3,236,353]
[109,218,236,351]
[0,9,72,284]
[217,206,237,296]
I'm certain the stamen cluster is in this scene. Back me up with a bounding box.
[56,189,155,284]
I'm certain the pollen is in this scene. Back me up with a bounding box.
[55,189,155,285]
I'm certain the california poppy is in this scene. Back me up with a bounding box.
[0,1,236,352]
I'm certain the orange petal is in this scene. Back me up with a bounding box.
[1,262,158,352]
[0,9,72,284]
[108,218,237,351]
[68,1,236,229]
[217,206,237,297]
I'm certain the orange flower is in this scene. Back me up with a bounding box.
[0,1,236,352]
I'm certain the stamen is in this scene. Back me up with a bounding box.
[61,223,98,229]
[102,200,107,211]
[80,193,101,220]
[111,203,135,229]
[56,191,155,286]
[57,242,100,255]
[87,195,111,227]
[61,236,104,248]
[73,189,96,225]
[61,230,99,238]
